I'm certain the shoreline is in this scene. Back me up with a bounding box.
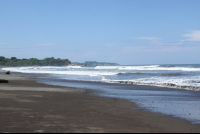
[0,73,200,132]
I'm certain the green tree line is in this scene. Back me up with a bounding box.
[0,56,71,66]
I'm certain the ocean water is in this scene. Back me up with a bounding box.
[1,64,200,123]
[2,64,200,91]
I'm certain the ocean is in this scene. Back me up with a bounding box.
[1,64,200,124]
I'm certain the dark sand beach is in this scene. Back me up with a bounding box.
[0,73,200,133]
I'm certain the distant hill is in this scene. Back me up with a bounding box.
[72,61,119,66]
[0,56,71,66]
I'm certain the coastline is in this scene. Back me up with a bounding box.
[0,73,200,132]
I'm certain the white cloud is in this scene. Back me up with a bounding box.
[134,36,163,46]
[182,30,200,41]
[134,37,160,41]
[169,42,184,45]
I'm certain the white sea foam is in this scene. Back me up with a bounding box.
[117,66,200,71]
[2,65,200,91]
[94,66,120,70]
[1,67,118,76]
[3,65,200,72]
[102,76,200,91]
[93,65,200,71]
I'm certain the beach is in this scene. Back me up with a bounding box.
[0,73,200,133]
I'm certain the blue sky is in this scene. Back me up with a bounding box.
[0,0,200,65]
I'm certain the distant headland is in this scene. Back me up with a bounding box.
[72,61,119,66]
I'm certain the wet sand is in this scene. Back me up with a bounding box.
[0,73,200,133]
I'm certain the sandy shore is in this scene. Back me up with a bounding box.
[0,73,200,133]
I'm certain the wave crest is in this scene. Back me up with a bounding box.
[102,80,200,91]
[117,72,145,75]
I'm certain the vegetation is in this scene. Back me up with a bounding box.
[0,56,71,67]
[84,61,119,66]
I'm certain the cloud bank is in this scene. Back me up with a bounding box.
[182,30,200,41]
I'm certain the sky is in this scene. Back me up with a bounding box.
[0,0,200,65]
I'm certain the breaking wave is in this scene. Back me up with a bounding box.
[2,64,200,91]
[117,72,145,75]
[101,76,200,91]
